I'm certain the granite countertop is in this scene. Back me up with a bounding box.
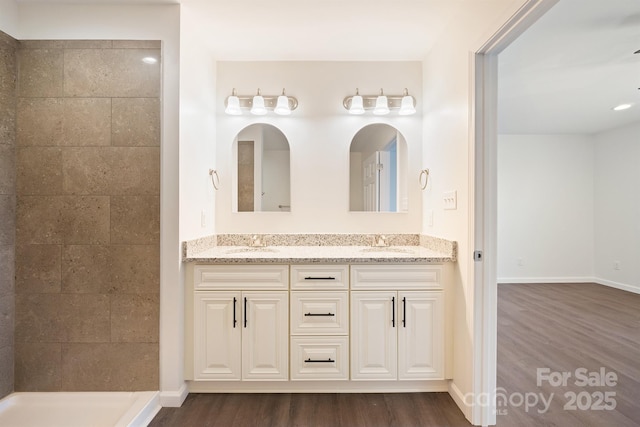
[183,234,457,264]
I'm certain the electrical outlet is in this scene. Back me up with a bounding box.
[427,209,434,226]
[613,261,621,271]
[201,209,206,228]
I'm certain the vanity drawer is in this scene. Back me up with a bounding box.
[290,336,349,380]
[290,291,349,335]
[350,265,443,290]
[290,265,349,290]
[194,265,289,290]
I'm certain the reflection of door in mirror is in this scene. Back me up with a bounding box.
[350,124,406,212]
[234,124,291,212]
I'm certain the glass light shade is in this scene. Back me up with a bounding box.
[224,95,242,115]
[373,95,389,115]
[349,95,365,114]
[398,95,416,115]
[274,95,291,115]
[251,95,267,115]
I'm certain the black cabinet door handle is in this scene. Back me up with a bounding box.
[304,277,336,280]
[233,297,237,328]
[392,296,395,327]
[402,297,406,328]
[304,312,335,317]
[305,358,335,363]
[243,297,247,328]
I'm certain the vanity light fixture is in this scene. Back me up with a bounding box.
[224,88,299,115]
[343,88,416,115]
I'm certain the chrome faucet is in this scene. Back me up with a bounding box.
[250,234,266,247]
[372,234,389,247]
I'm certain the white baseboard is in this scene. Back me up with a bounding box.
[497,276,594,284]
[159,384,188,407]
[594,277,640,295]
[448,381,474,424]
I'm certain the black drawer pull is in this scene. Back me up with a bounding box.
[304,277,336,280]
[305,358,335,363]
[304,312,335,317]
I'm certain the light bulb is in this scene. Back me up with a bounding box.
[274,89,291,115]
[373,90,389,115]
[398,92,416,115]
[251,89,267,115]
[349,95,365,115]
[225,90,242,115]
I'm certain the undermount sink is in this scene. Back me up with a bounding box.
[224,247,279,254]
[360,247,415,254]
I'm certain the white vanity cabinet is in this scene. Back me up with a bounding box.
[190,265,289,381]
[289,265,350,380]
[350,265,445,381]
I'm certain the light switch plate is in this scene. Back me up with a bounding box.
[443,191,457,210]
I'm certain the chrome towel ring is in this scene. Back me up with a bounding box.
[419,169,429,190]
[209,169,220,190]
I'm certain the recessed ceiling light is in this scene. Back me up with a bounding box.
[142,57,158,64]
[612,103,633,111]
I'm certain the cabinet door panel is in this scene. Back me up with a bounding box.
[194,292,241,380]
[398,291,444,380]
[242,292,289,380]
[351,291,397,380]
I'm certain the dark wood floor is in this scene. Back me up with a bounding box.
[496,283,640,426]
[150,282,640,426]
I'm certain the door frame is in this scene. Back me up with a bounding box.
[471,0,559,425]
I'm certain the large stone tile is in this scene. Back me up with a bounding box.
[64,49,160,98]
[15,244,61,293]
[0,96,16,146]
[62,98,111,146]
[16,195,64,244]
[110,195,159,244]
[18,40,64,49]
[62,147,159,195]
[103,245,159,294]
[0,144,15,194]
[62,40,112,49]
[0,41,16,113]
[63,196,110,244]
[16,147,63,195]
[15,293,110,343]
[16,98,63,146]
[64,294,110,343]
[15,293,66,342]
[0,195,16,245]
[112,98,159,147]
[0,245,15,296]
[0,291,14,348]
[0,344,14,398]
[61,245,110,293]
[61,343,158,391]
[17,98,111,147]
[15,342,61,391]
[17,49,63,97]
[110,294,159,343]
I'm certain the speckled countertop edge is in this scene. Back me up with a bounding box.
[183,234,457,263]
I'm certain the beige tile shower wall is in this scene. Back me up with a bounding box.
[0,30,17,400]
[14,40,160,391]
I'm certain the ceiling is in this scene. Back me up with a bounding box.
[498,0,640,135]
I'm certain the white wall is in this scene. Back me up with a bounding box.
[16,3,185,406]
[497,134,595,282]
[421,0,528,422]
[0,0,18,37]
[594,121,640,293]
[215,61,423,233]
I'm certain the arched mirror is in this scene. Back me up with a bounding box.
[233,124,291,212]
[349,124,408,212]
